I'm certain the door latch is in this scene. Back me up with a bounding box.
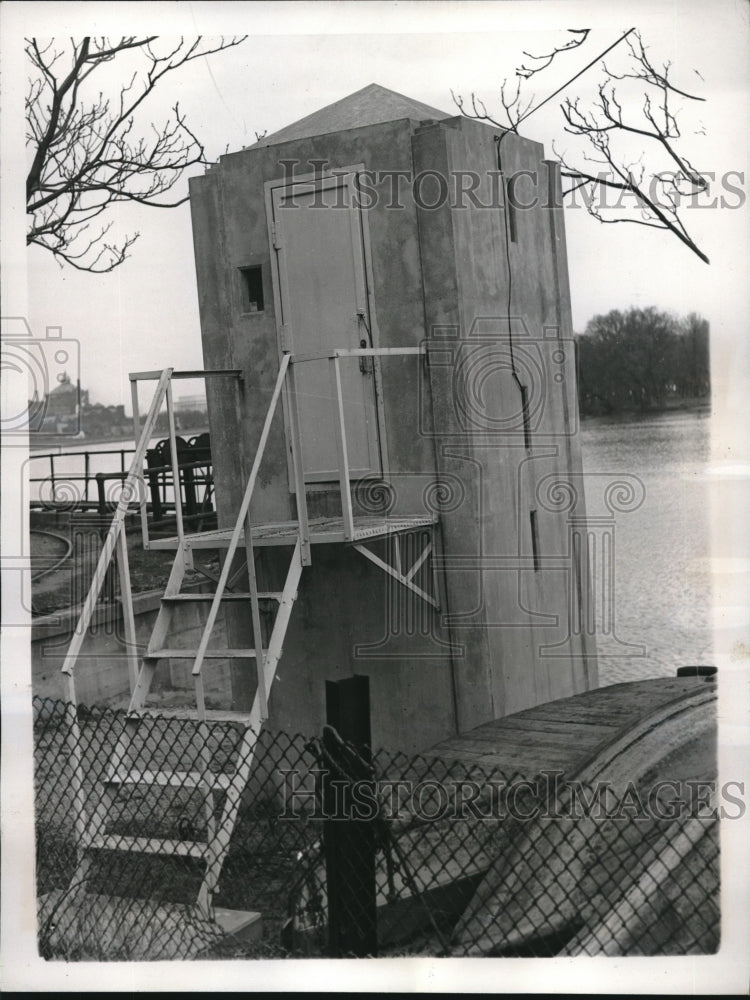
[357,309,375,376]
[359,338,374,375]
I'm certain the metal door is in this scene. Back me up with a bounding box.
[268,170,382,482]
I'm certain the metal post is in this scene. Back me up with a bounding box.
[116,527,140,694]
[183,464,198,517]
[130,377,149,548]
[96,473,106,516]
[146,449,164,522]
[323,675,377,957]
[166,379,191,569]
[286,357,311,566]
[329,354,354,540]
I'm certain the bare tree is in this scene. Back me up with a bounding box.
[452,29,710,264]
[26,36,246,272]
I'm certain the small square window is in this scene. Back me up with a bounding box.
[239,266,264,313]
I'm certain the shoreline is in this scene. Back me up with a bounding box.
[28,425,210,453]
[579,398,710,422]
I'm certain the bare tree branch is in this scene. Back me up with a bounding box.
[517,28,590,79]
[452,28,709,264]
[26,35,247,272]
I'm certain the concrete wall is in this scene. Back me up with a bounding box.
[33,591,231,708]
[413,117,596,726]
[188,111,596,750]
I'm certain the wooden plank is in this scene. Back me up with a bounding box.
[148,648,257,659]
[105,768,233,791]
[427,678,714,777]
[445,731,604,755]
[521,702,646,724]
[90,834,207,858]
[134,708,253,724]
[161,592,281,602]
[489,717,620,736]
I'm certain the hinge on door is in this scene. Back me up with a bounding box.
[271,223,282,250]
[280,325,292,352]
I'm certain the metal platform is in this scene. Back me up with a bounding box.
[148,514,437,550]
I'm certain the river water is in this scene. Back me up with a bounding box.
[579,408,713,686]
[28,410,714,687]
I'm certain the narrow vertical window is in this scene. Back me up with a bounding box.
[496,138,517,244]
[520,383,531,450]
[514,374,532,449]
[506,179,518,243]
[530,509,540,572]
[239,266,264,313]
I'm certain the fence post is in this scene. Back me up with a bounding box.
[96,472,107,516]
[323,675,377,957]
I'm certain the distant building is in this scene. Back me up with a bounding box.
[34,371,88,433]
[174,394,208,415]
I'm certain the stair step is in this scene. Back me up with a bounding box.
[129,707,254,725]
[145,648,258,659]
[161,592,282,603]
[88,833,207,859]
[104,767,233,791]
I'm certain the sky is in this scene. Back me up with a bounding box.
[2,0,748,417]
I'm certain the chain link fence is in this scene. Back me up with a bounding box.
[32,696,720,961]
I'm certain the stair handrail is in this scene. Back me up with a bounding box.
[61,368,174,704]
[191,353,292,680]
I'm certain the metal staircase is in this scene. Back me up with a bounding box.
[59,345,437,924]
[61,357,312,920]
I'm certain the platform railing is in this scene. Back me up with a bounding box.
[291,346,426,540]
[29,447,134,507]
[128,370,244,556]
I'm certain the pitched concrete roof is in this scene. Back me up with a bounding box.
[256,83,451,147]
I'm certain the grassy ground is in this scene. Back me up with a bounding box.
[30,518,221,617]
[33,707,322,960]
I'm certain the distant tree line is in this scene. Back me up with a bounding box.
[576,308,710,416]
